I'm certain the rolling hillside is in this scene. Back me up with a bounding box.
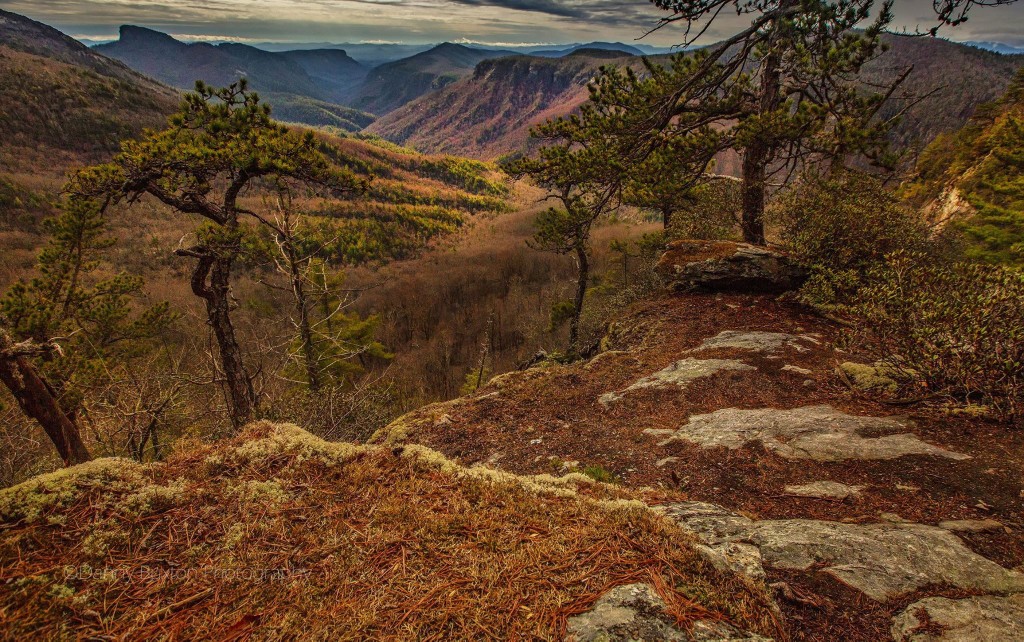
[347,43,518,116]
[94,26,374,129]
[370,35,1024,161]
[0,11,177,168]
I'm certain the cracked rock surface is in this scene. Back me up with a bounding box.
[891,594,1024,641]
[660,502,1024,602]
[600,358,754,406]
[689,330,818,355]
[654,405,970,462]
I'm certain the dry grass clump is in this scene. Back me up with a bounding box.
[0,422,778,640]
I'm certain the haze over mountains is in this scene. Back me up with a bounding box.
[91,27,659,121]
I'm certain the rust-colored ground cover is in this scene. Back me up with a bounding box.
[0,422,778,641]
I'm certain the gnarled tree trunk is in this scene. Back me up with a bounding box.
[568,245,589,357]
[0,330,91,465]
[182,248,256,430]
[739,0,793,246]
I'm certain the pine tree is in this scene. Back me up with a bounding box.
[586,0,909,244]
[0,199,171,465]
[67,80,364,428]
[503,112,624,357]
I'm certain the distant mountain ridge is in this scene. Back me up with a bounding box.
[529,42,646,57]
[347,42,518,115]
[95,26,368,102]
[94,26,374,130]
[86,28,673,123]
[963,41,1024,55]
[370,34,1024,161]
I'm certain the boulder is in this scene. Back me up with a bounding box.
[657,240,807,293]
[660,502,1024,602]
[565,583,772,641]
[891,594,1024,641]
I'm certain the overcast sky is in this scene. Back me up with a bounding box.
[3,0,1023,47]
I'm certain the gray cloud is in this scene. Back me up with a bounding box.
[1,0,1022,47]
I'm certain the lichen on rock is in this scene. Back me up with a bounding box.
[599,358,754,406]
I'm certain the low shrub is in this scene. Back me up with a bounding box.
[775,172,932,310]
[666,178,741,241]
[850,251,1024,422]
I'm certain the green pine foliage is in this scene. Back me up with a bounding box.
[0,199,172,413]
[775,171,931,311]
[851,252,1024,422]
[907,68,1024,265]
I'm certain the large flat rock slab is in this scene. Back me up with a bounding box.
[654,405,970,461]
[661,502,1024,602]
[600,358,754,406]
[565,583,772,641]
[689,330,819,355]
[892,594,1024,641]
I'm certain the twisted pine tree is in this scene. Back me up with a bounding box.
[0,199,171,465]
[503,110,627,357]
[68,80,364,429]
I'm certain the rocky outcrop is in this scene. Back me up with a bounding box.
[690,330,819,355]
[892,594,1024,641]
[599,358,754,406]
[657,241,807,294]
[648,405,970,462]
[565,583,772,642]
[660,502,1024,602]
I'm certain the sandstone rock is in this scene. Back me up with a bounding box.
[891,594,1024,641]
[689,330,819,355]
[599,358,754,406]
[661,502,1024,602]
[657,405,970,462]
[784,481,863,499]
[657,240,807,294]
[565,583,771,641]
[937,519,1005,533]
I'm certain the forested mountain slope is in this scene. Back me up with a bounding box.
[94,26,375,129]
[370,35,1023,161]
[347,43,518,116]
[0,11,177,168]
[904,67,1024,263]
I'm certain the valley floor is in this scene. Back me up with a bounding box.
[375,291,1024,641]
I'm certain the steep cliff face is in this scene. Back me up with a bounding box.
[370,36,1023,162]
[905,68,1024,263]
[366,52,632,159]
